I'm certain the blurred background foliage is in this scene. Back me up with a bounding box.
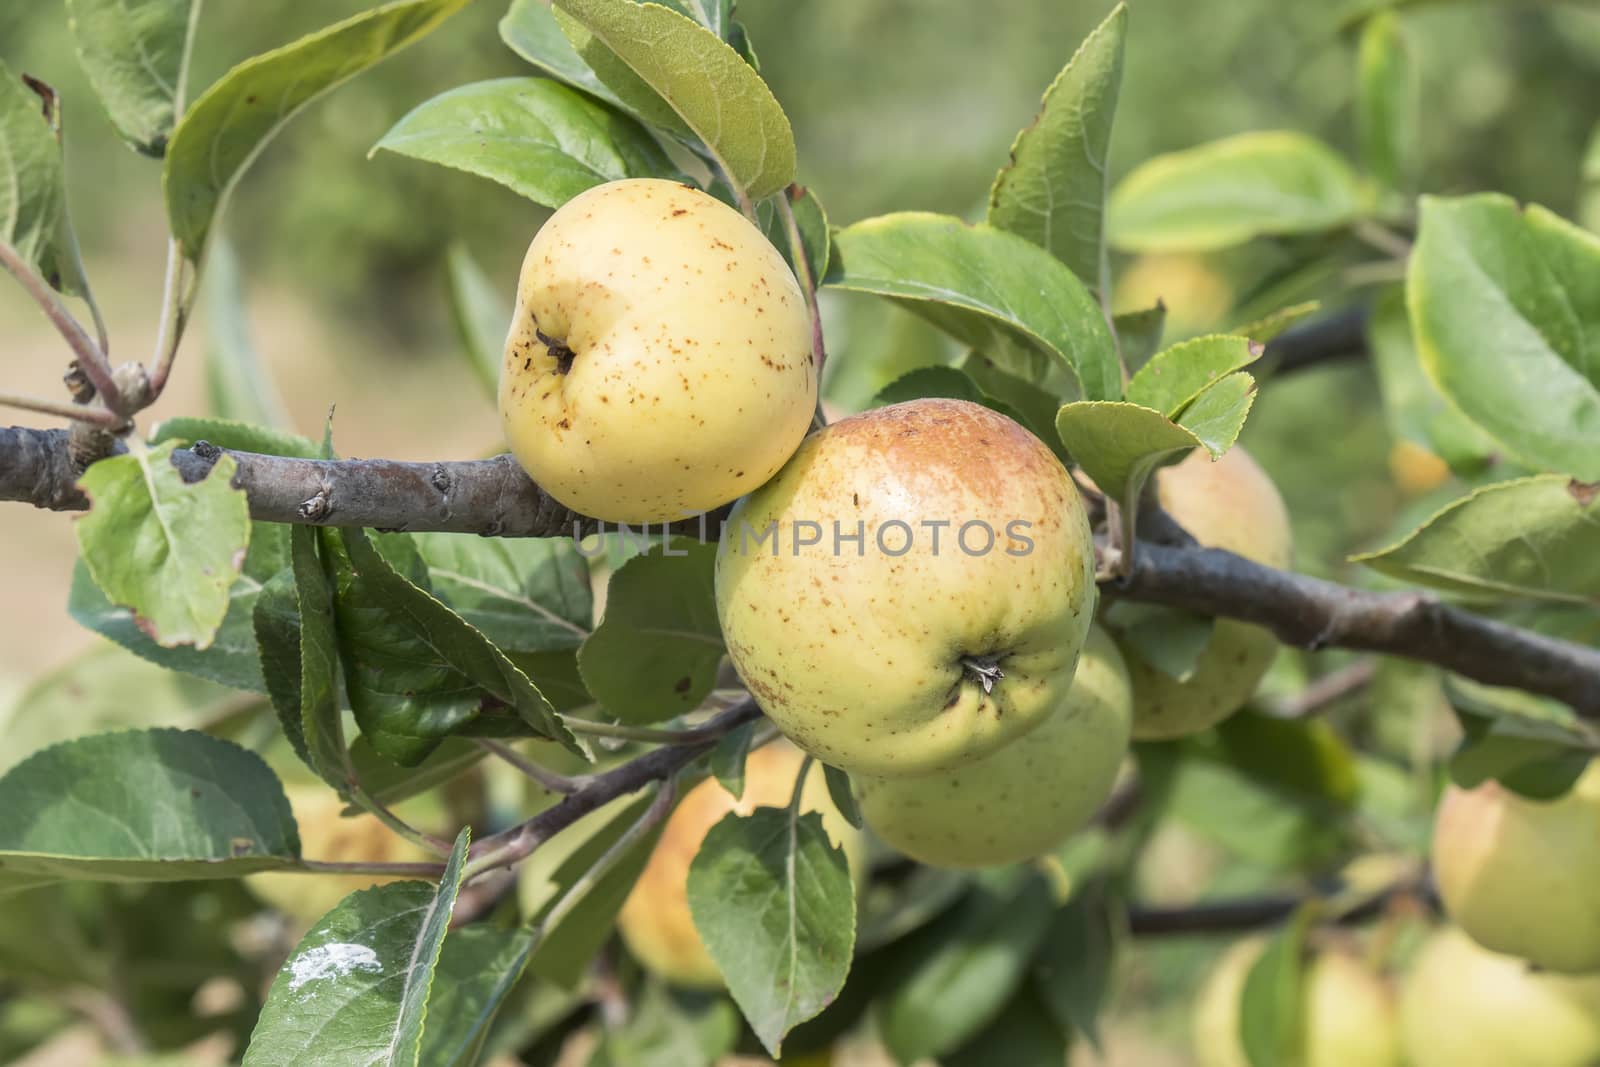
[2,1,1599,1063]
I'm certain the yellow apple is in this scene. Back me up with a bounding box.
[1120,446,1293,740]
[1432,761,1600,973]
[853,626,1131,868]
[1193,936,1401,1067]
[1114,253,1236,339]
[715,398,1098,777]
[499,178,816,523]
[1401,926,1600,1067]
[244,785,436,925]
[616,740,867,988]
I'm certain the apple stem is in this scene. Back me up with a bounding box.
[959,655,1006,695]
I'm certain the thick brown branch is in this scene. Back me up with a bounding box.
[1263,305,1369,374]
[1108,541,1600,716]
[7,424,1598,710]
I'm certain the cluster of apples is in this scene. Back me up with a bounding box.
[1195,922,1600,1067]
[498,178,1297,977]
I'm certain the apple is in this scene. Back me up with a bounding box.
[715,397,1098,777]
[1193,936,1401,1067]
[1432,761,1600,973]
[499,178,816,524]
[244,785,436,925]
[853,625,1131,868]
[1118,445,1293,740]
[1401,926,1600,1067]
[1115,253,1236,339]
[616,740,867,988]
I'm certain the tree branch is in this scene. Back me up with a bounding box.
[1127,875,1433,937]
[464,700,762,879]
[1262,305,1368,374]
[6,424,1598,711]
[1108,540,1600,716]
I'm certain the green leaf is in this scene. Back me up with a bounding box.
[856,866,973,953]
[1448,681,1598,800]
[1407,193,1600,480]
[553,0,796,199]
[822,764,862,830]
[163,0,471,259]
[1216,712,1361,813]
[418,925,538,1067]
[1239,908,1315,1067]
[1101,601,1214,683]
[1032,880,1120,1052]
[372,78,673,209]
[764,186,831,283]
[1367,286,1495,472]
[876,868,1056,1063]
[242,829,470,1066]
[499,0,631,113]
[1353,475,1600,603]
[0,642,253,775]
[1582,122,1600,234]
[0,63,67,281]
[1054,400,1199,505]
[413,531,592,654]
[1356,11,1418,195]
[444,243,511,400]
[709,720,755,798]
[326,529,577,765]
[959,352,1074,453]
[70,556,269,693]
[987,2,1126,291]
[149,415,320,459]
[202,238,291,428]
[1176,371,1256,456]
[346,736,486,811]
[0,729,299,890]
[1139,743,1349,870]
[826,212,1121,400]
[1108,131,1365,252]
[687,808,856,1057]
[1113,304,1166,373]
[1127,334,1261,418]
[588,982,739,1067]
[253,568,306,758]
[64,0,199,155]
[1231,300,1321,345]
[577,543,721,725]
[941,985,1072,1067]
[526,792,664,988]
[293,526,352,790]
[75,440,251,650]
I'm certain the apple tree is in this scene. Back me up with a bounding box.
[1,0,1599,1064]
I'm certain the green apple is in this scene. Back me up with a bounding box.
[1401,926,1600,1067]
[853,626,1131,868]
[616,741,867,988]
[1432,761,1600,973]
[244,785,436,926]
[1193,936,1402,1067]
[715,397,1098,777]
[1118,446,1293,740]
[500,178,816,524]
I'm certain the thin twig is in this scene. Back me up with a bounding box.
[1351,219,1414,260]
[299,859,450,877]
[776,187,827,380]
[347,783,455,856]
[146,238,192,399]
[1127,875,1434,936]
[0,391,127,429]
[561,713,751,746]
[0,240,121,409]
[463,700,761,879]
[476,738,584,794]
[535,777,676,932]
[1267,659,1380,719]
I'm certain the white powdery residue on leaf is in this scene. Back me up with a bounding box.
[288,943,383,990]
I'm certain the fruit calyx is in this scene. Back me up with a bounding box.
[959,653,1007,695]
[536,328,577,375]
